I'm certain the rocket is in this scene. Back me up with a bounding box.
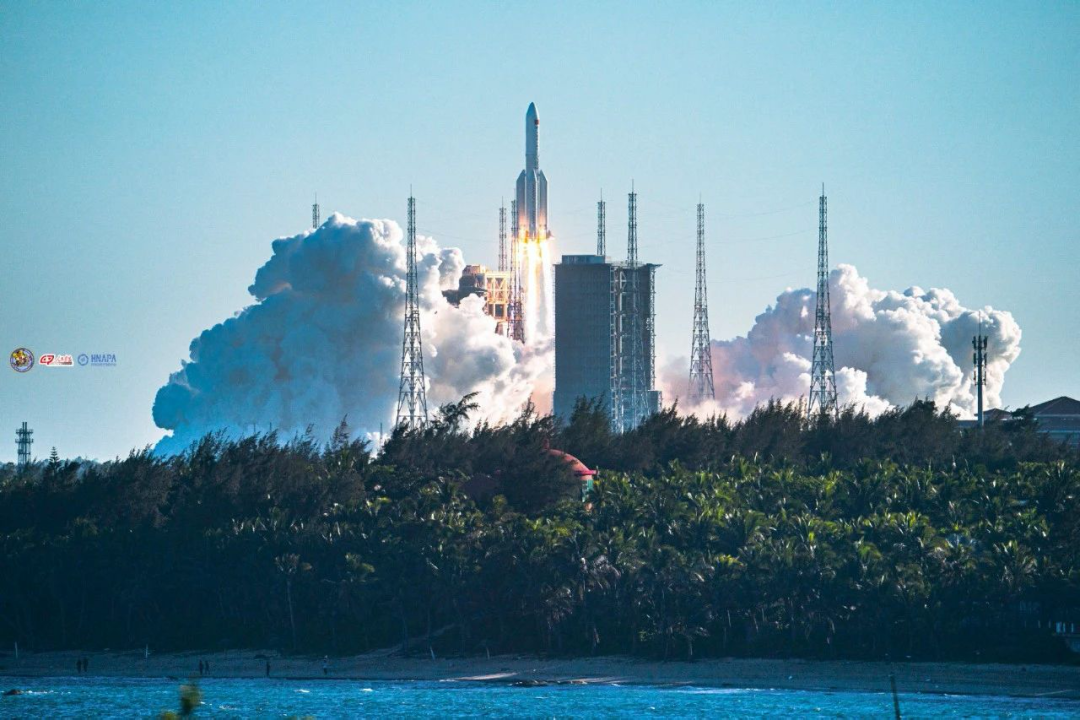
[515,102,548,241]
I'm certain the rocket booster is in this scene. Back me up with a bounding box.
[515,102,548,241]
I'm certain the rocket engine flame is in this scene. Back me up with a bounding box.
[520,234,554,344]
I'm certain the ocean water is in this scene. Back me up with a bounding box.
[0,677,1076,719]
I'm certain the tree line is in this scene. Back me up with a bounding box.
[0,398,1077,662]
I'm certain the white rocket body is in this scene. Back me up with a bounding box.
[515,103,548,241]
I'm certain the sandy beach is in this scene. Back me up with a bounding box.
[1,650,1078,700]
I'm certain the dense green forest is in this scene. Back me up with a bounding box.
[1,398,1078,662]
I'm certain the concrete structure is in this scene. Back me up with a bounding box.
[553,254,661,431]
[445,264,512,336]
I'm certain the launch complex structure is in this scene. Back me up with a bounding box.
[435,102,843,432]
[402,103,1010,434]
[452,103,663,431]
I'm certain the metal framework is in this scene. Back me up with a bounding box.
[647,265,656,398]
[973,333,988,427]
[498,202,507,272]
[596,193,606,256]
[807,187,838,417]
[689,202,715,401]
[608,187,649,432]
[16,422,32,469]
[312,195,320,229]
[507,199,525,342]
[609,264,624,431]
[395,195,429,430]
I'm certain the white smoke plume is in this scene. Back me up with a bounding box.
[663,264,1021,419]
[153,213,551,454]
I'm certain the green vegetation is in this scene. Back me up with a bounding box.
[0,399,1077,662]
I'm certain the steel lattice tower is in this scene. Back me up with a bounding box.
[807,186,838,417]
[624,187,647,428]
[596,193,606,256]
[973,332,988,428]
[312,194,320,229]
[508,199,525,342]
[16,422,32,469]
[498,202,507,272]
[689,202,715,401]
[395,195,429,430]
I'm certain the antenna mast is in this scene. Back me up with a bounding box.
[973,332,988,428]
[807,186,838,417]
[395,194,429,430]
[689,201,715,401]
[312,194,320,229]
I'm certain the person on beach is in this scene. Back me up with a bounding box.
[322,656,329,676]
[198,660,204,676]
[265,660,271,677]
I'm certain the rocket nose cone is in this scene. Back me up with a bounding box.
[527,102,537,120]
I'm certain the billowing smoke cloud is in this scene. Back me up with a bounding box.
[153,213,551,454]
[662,264,1021,419]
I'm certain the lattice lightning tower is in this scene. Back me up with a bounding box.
[312,194,320,229]
[507,199,525,342]
[596,193,606,256]
[807,186,838,417]
[498,202,507,272]
[624,186,647,428]
[689,201,715,401]
[395,195,429,430]
[16,422,32,470]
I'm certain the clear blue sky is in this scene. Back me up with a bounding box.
[1,2,1077,460]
